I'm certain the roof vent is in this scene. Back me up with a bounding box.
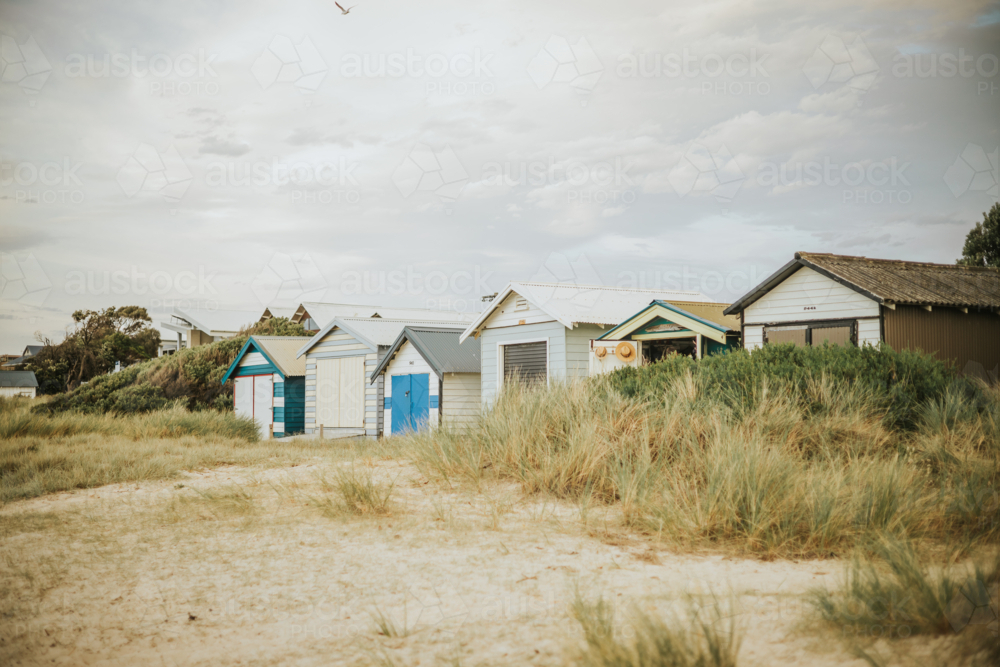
[514,296,529,311]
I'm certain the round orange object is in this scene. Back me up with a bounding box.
[594,346,607,358]
[615,342,636,362]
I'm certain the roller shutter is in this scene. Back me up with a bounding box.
[503,342,547,385]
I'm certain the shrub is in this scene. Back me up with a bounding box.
[605,343,969,429]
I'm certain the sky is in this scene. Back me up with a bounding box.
[1,0,998,350]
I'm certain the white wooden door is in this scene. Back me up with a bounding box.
[253,375,273,437]
[316,358,340,428]
[339,356,365,428]
[315,356,366,428]
[234,376,254,421]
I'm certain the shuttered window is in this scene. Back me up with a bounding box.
[765,322,855,347]
[503,342,547,385]
[812,326,852,347]
[765,327,807,347]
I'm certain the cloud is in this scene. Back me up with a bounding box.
[199,136,252,156]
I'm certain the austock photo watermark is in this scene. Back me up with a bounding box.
[338,47,495,97]
[756,156,913,204]
[204,156,362,205]
[617,47,771,96]
[64,48,220,96]
[481,156,638,205]
[0,156,85,204]
[891,48,999,95]
[338,265,495,313]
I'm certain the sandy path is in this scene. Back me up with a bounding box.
[0,461,954,666]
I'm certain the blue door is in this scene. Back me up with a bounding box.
[391,373,429,434]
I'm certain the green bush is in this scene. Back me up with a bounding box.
[34,317,309,415]
[604,343,968,429]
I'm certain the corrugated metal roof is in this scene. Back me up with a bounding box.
[462,282,716,342]
[725,252,1000,315]
[0,370,38,387]
[511,282,713,326]
[660,301,740,330]
[371,326,481,380]
[799,252,1000,308]
[336,318,472,347]
[251,336,311,377]
[169,308,262,334]
[650,301,739,332]
[294,301,474,329]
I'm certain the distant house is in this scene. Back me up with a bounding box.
[724,252,1000,380]
[296,316,474,438]
[459,282,718,404]
[0,370,38,398]
[290,301,476,333]
[594,300,740,372]
[370,326,481,435]
[221,336,310,438]
[1,345,44,369]
[160,308,261,349]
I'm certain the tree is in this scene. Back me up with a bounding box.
[957,202,1000,268]
[26,307,160,393]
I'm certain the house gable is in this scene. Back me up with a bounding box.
[745,266,880,325]
[481,290,558,331]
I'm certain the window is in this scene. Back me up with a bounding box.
[503,342,547,385]
[764,321,856,347]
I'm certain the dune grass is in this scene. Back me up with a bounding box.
[0,397,331,504]
[406,369,1000,558]
[571,590,741,667]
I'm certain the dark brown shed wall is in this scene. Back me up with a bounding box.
[884,306,1000,381]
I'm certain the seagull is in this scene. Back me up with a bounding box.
[335,2,355,14]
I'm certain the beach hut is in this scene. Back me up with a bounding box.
[296,317,473,438]
[723,252,1000,379]
[370,326,481,435]
[459,281,717,405]
[594,300,740,372]
[221,336,310,438]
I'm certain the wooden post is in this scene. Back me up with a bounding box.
[320,424,324,440]
[268,423,273,439]
[695,334,702,360]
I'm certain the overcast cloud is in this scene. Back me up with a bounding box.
[1,0,998,348]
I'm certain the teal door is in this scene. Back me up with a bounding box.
[391,373,429,433]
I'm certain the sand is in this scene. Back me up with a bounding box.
[0,459,961,666]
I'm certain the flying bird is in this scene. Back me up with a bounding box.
[335,2,355,14]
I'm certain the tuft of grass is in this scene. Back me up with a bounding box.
[571,590,741,667]
[370,602,414,638]
[810,538,1000,638]
[311,467,395,517]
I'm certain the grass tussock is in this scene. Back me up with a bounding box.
[0,398,327,504]
[406,346,1000,558]
[572,591,741,667]
[309,467,395,517]
[811,539,1000,662]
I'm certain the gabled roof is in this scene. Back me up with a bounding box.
[2,345,45,368]
[598,300,738,344]
[260,306,297,321]
[460,281,713,343]
[724,252,1000,315]
[296,317,473,358]
[163,308,261,335]
[370,326,481,382]
[0,370,38,387]
[221,336,311,384]
[291,301,474,329]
